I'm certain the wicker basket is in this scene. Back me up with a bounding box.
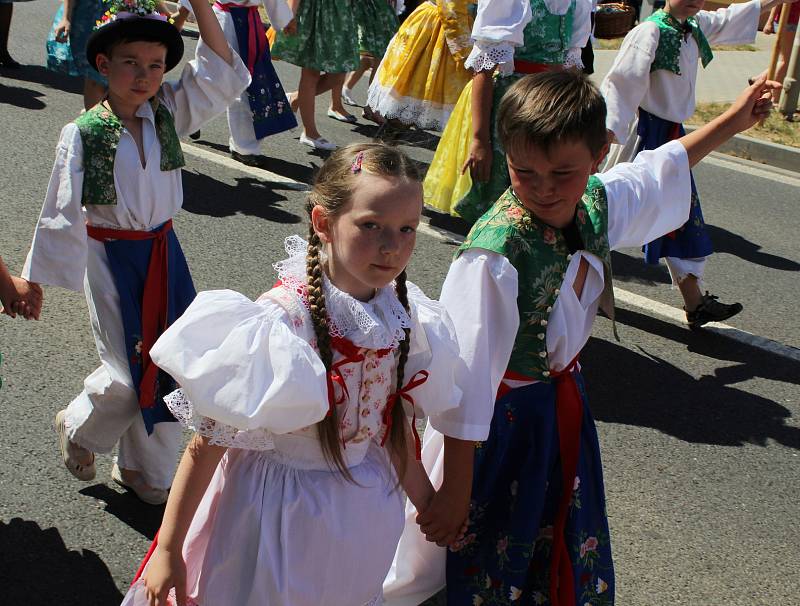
[594,2,636,39]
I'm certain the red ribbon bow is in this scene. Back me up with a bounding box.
[381,370,429,460]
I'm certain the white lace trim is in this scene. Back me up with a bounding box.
[365,84,456,132]
[465,41,516,75]
[165,389,276,451]
[273,235,412,351]
[563,47,584,70]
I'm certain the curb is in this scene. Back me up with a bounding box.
[684,125,800,173]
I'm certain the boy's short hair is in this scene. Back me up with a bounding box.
[497,71,608,160]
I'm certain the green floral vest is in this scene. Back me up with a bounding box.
[74,99,186,206]
[645,9,713,75]
[456,176,617,382]
[516,0,575,65]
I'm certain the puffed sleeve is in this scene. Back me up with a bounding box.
[564,0,592,69]
[464,0,532,74]
[150,289,330,439]
[158,40,251,137]
[401,282,467,420]
[600,22,659,144]
[22,123,88,292]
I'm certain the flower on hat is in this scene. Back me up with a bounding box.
[96,0,166,28]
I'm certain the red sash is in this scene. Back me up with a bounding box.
[213,2,266,76]
[496,357,582,606]
[514,59,559,74]
[87,220,173,410]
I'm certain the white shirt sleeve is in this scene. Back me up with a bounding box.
[568,0,593,61]
[158,40,251,137]
[21,123,88,292]
[464,0,533,73]
[600,139,692,250]
[695,0,760,46]
[261,0,294,31]
[430,250,519,441]
[600,22,659,144]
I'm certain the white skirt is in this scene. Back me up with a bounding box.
[122,442,405,606]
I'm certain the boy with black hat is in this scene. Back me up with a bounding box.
[21,0,250,505]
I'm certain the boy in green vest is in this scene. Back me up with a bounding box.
[386,71,778,605]
[21,0,249,505]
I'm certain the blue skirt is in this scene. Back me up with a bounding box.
[637,109,713,264]
[103,227,196,434]
[46,0,107,84]
[446,372,615,605]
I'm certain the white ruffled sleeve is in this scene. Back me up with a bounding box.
[401,282,466,420]
[565,0,593,69]
[465,0,532,74]
[158,40,250,137]
[21,123,88,292]
[150,289,330,446]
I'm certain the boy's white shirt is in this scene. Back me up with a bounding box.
[601,0,760,144]
[384,139,692,605]
[22,41,250,290]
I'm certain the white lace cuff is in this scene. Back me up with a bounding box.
[165,389,275,451]
[464,40,516,75]
[563,47,584,70]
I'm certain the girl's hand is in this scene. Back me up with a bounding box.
[763,21,774,34]
[461,137,493,183]
[3,278,42,320]
[283,18,297,35]
[722,74,781,132]
[54,18,71,42]
[143,546,187,606]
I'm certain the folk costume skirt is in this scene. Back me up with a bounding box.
[447,372,615,606]
[636,109,713,264]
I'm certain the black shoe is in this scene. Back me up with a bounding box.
[231,150,267,168]
[189,130,201,140]
[686,292,743,330]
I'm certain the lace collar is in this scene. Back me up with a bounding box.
[273,235,412,351]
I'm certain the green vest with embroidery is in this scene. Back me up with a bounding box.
[645,9,713,75]
[516,0,575,66]
[456,176,616,382]
[74,100,186,206]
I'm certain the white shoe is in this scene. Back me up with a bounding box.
[299,133,337,151]
[341,88,359,107]
[111,463,169,506]
[54,409,96,481]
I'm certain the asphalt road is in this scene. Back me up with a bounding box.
[1,3,799,604]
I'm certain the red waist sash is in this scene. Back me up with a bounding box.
[213,2,266,76]
[87,219,173,410]
[513,59,559,74]
[497,357,582,606]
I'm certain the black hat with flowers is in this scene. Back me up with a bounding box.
[86,0,184,73]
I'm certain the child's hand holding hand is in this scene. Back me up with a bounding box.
[1,277,42,320]
[416,482,471,547]
[143,546,188,606]
[723,74,781,133]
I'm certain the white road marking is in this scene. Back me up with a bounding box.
[182,140,800,363]
[181,142,311,190]
[704,152,800,188]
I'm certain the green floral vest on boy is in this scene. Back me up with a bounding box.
[74,99,185,206]
[516,0,575,66]
[645,9,713,76]
[456,176,617,382]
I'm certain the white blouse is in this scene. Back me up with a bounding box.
[21,41,250,292]
[432,140,692,441]
[601,0,760,144]
[464,0,593,73]
[213,0,294,31]
[152,237,466,467]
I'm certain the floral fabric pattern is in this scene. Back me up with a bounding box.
[46,0,108,84]
[75,101,185,205]
[447,376,615,606]
[456,178,613,381]
[517,0,575,65]
[354,0,399,57]
[646,9,713,75]
[270,0,360,73]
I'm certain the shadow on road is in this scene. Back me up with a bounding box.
[586,307,800,449]
[181,170,303,223]
[0,64,83,96]
[610,250,672,287]
[705,224,800,272]
[79,484,164,540]
[0,517,124,605]
[0,81,47,110]
[192,139,320,183]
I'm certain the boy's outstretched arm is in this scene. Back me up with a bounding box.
[187,0,233,64]
[680,75,780,168]
[416,436,474,547]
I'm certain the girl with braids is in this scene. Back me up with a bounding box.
[121,143,467,606]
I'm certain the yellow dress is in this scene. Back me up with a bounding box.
[365,0,473,131]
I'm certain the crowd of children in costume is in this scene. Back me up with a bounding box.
[1,0,795,604]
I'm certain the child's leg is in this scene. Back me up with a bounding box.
[117,418,183,491]
[0,3,18,65]
[328,73,355,119]
[665,256,743,327]
[298,67,323,139]
[345,55,372,91]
